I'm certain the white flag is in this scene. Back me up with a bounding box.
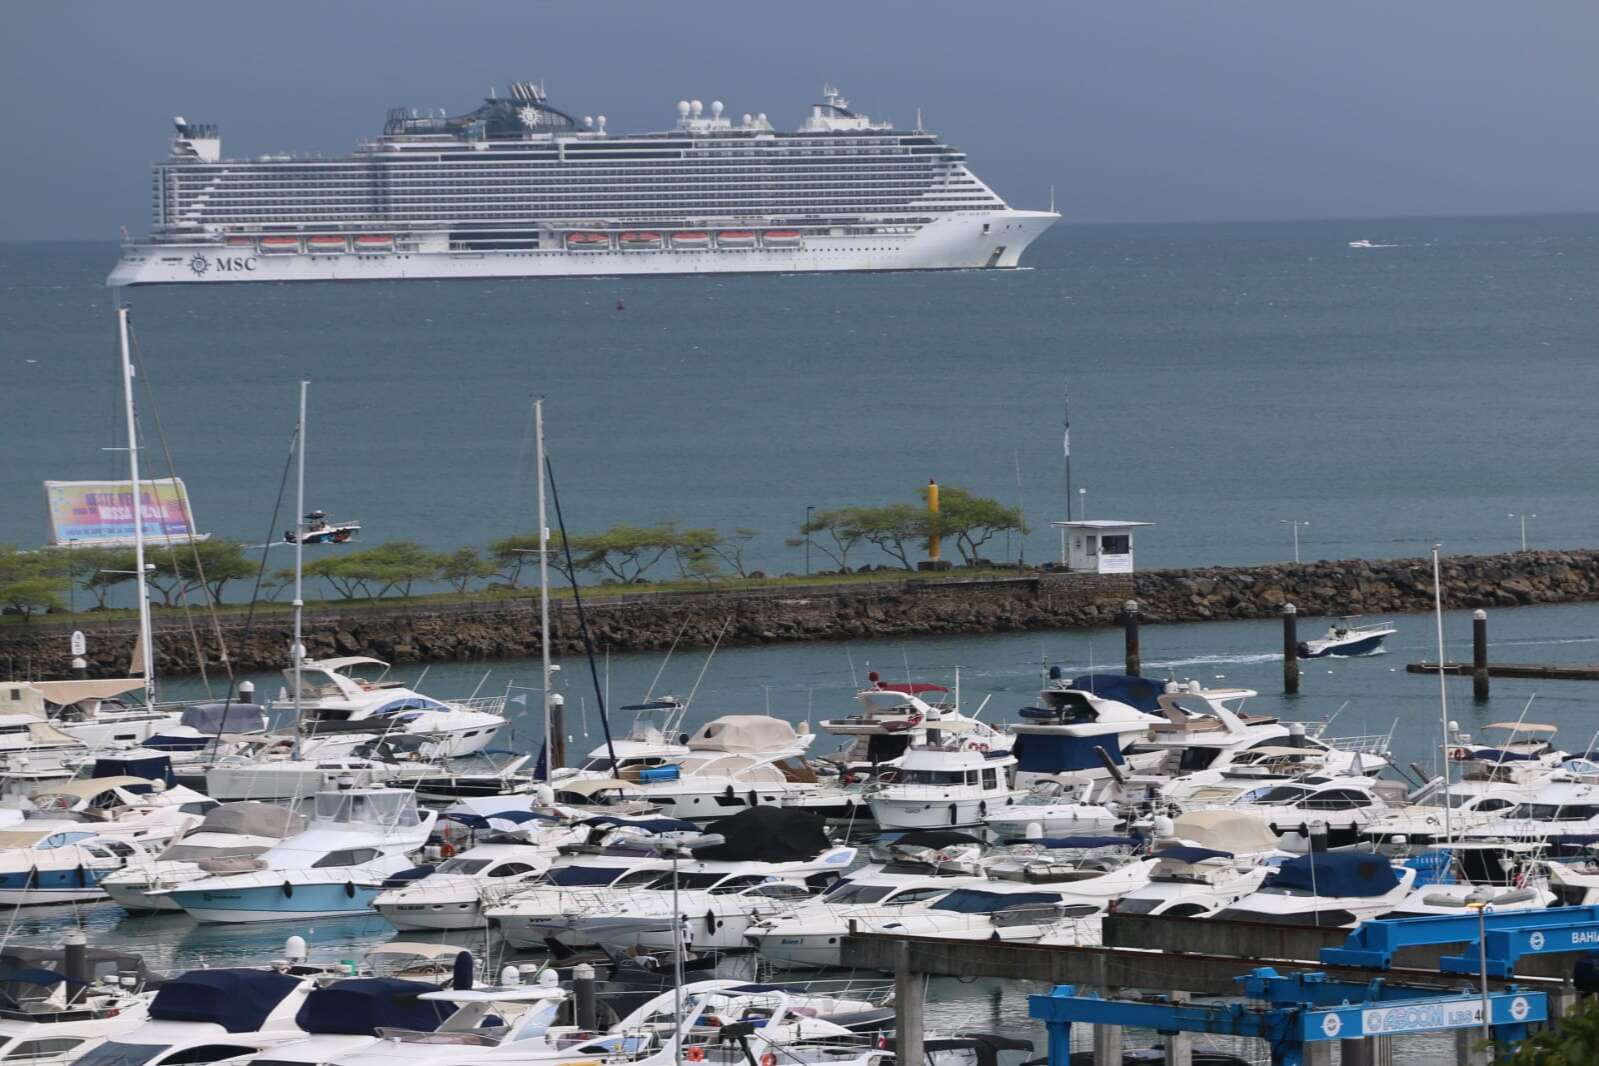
[1062,383,1071,458]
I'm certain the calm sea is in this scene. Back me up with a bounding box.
[3,214,1597,573]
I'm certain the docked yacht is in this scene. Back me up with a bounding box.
[829,881,1104,951]
[101,800,305,913]
[1010,671,1166,786]
[283,657,505,760]
[1108,847,1272,918]
[1459,779,1599,848]
[0,826,160,905]
[374,840,574,931]
[0,958,153,1066]
[981,776,1119,840]
[1385,843,1552,917]
[71,969,314,1066]
[865,747,1024,829]
[1218,775,1404,847]
[23,767,213,848]
[230,974,457,1066]
[627,715,821,821]
[559,697,692,779]
[1211,851,1416,927]
[0,679,183,753]
[155,788,435,922]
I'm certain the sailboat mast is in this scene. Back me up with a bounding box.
[1432,545,1452,846]
[536,399,553,781]
[117,308,156,710]
[292,381,308,761]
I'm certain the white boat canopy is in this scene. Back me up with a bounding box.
[0,678,146,717]
[688,715,802,753]
[1483,722,1558,733]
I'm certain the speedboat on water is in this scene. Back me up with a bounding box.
[1210,851,1416,927]
[154,787,435,923]
[71,968,315,1066]
[866,746,1024,829]
[101,800,306,913]
[1296,619,1396,658]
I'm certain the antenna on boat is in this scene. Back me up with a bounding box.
[1431,545,1452,846]
[1050,183,1056,214]
[846,648,859,690]
[116,307,157,711]
[644,619,691,704]
[682,618,731,714]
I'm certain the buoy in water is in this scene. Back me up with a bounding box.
[616,298,625,311]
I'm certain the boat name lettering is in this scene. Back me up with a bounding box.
[192,255,257,275]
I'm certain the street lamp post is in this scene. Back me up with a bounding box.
[804,505,815,576]
[1508,512,1535,552]
[1281,519,1309,564]
[1077,487,1087,521]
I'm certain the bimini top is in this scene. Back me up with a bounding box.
[296,977,454,1035]
[687,715,802,753]
[1169,810,1282,856]
[149,969,303,1032]
[1063,673,1166,714]
[90,755,176,787]
[693,806,830,863]
[32,775,155,801]
[198,801,305,838]
[1264,853,1399,898]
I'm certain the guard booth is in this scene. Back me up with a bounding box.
[1053,520,1151,574]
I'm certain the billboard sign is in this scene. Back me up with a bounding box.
[44,478,203,546]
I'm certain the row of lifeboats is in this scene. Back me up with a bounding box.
[226,235,397,254]
[565,229,802,251]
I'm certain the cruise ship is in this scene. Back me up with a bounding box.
[107,81,1057,286]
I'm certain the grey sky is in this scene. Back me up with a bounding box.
[3,1,1596,240]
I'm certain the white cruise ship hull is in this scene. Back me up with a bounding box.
[108,212,1057,286]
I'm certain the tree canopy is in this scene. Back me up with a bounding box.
[0,545,69,619]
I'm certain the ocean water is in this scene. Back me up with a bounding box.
[3,213,1598,575]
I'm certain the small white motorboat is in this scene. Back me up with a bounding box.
[1296,618,1396,658]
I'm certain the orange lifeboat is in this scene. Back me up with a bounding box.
[259,236,300,253]
[307,236,347,253]
[716,230,757,248]
[226,236,254,247]
[671,232,710,249]
[354,235,394,251]
[619,231,663,250]
[566,232,611,250]
[763,229,802,248]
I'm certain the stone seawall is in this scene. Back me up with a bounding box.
[3,550,1596,680]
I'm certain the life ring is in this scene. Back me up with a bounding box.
[761,1053,777,1066]
[685,1048,705,1062]
[969,741,990,753]
[439,841,457,859]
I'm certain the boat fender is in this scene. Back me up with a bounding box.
[704,909,718,934]
[345,881,356,898]
[724,785,736,802]
[74,865,86,887]
[950,804,960,827]
[979,800,988,819]
[282,881,294,898]
[748,790,758,808]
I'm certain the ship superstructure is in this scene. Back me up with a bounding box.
[108,82,1056,285]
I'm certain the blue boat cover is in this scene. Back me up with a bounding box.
[1467,748,1542,762]
[931,889,1061,913]
[380,865,434,887]
[444,810,559,829]
[545,865,626,887]
[1067,674,1166,713]
[296,978,454,1035]
[150,969,302,1032]
[637,765,680,782]
[0,968,86,987]
[1152,846,1232,863]
[1023,835,1140,849]
[90,755,175,788]
[1014,733,1125,773]
[581,816,698,833]
[1265,853,1399,897]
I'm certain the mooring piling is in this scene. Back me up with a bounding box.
[1283,603,1300,694]
[1123,600,1141,677]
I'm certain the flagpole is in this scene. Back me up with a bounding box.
[1063,380,1072,522]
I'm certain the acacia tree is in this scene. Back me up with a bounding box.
[853,504,929,570]
[920,486,1028,565]
[437,547,495,593]
[488,533,575,587]
[709,528,761,578]
[787,508,868,572]
[0,545,68,619]
[144,540,255,607]
[45,545,135,610]
[666,526,722,581]
[570,524,682,584]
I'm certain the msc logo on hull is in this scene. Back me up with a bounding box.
[189,255,258,276]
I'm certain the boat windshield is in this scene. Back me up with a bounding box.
[313,791,420,827]
[1248,786,1311,806]
[824,883,894,905]
[931,889,1061,913]
[73,1044,168,1066]
[543,865,629,887]
[900,769,968,786]
[1506,803,1599,821]
[437,857,493,875]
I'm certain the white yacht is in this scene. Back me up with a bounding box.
[101,801,305,913]
[284,657,505,760]
[1296,619,1397,658]
[1385,843,1552,917]
[71,969,314,1066]
[1460,779,1599,846]
[866,747,1024,829]
[1108,846,1273,919]
[1210,852,1417,927]
[825,881,1104,951]
[0,679,184,753]
[22,770,213,848]
[154,788,435,922]
[0,964,153,1066]
[627,716,820,821]
[374,840,573,931]
[1216,776,1404,847]
[981,776,1119,840]
[0,827,161,905]
[1010,670,1167,785]
[230,973,460,1066]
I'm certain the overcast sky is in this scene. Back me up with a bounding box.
[3,1,1596,240]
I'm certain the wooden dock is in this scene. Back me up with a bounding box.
[1408,660,1599,681]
